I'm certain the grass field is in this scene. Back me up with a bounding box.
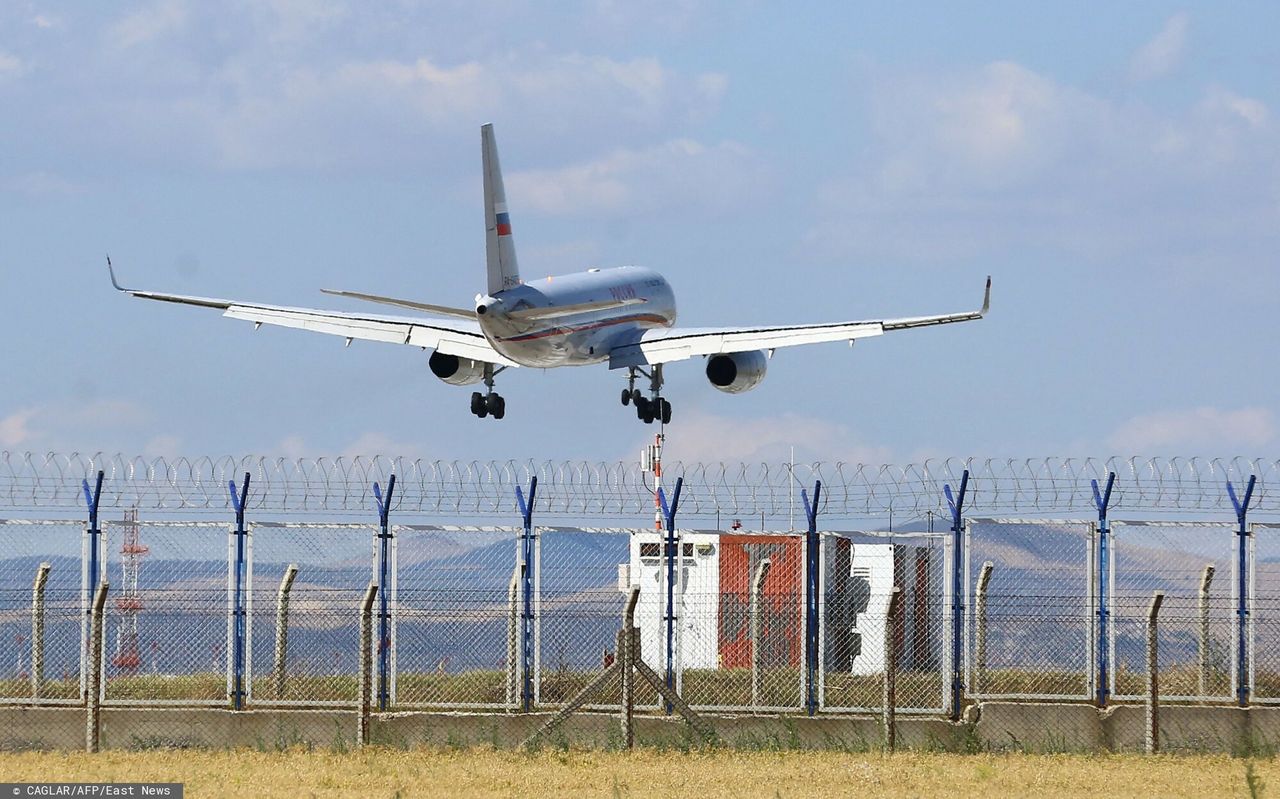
[0,749,1273,798]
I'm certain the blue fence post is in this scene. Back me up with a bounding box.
[373,474,396,712]
[1228,475,1257,708]
[227,472,251,711]
[81,470,104,696]
[515,476,538,712]
[81,470,105,600]
[943,470,969,722]
[801,481,821,716]
[1091,472,1116,708]
[658,476,684,714]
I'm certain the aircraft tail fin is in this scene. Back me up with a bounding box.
[482,124,521,294]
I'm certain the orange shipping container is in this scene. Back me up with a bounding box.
[717,535,803,669]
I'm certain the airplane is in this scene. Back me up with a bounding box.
[109,123,991,423]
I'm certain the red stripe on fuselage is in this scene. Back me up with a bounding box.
[500,313,670,343]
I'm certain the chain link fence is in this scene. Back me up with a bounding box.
[540,528,631,708]
[4,494,1280,750]
[0,520,83,705]
[247,522,373,707]
[966,519,1093,701]
[394,525,515,708]
[1254,523,1280,704]
[820,531,945,713]
[1110,521,1236,702]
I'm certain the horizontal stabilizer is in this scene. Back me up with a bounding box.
[320,289,475,320]
[505,297,646,321]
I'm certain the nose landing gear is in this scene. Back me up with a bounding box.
[621,365,671,425]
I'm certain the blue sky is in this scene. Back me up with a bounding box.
[1,2,1277,465]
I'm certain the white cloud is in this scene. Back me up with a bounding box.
[142,434,183,457]
[31,14,59,29]
[652,409,893,464]
[0,409,37,448]
[108,0,188,49]
[520,239,603,273]
[0,50,24,79]
[0,400,151,452]
[507,138,768,218]
[1129,12,1190,82]
[146,51,728,171]
[341,431,421,458]
[4,171,89,197]
[1107,407,1276,453]
[270,431,422,458]
[806,60,1280,270]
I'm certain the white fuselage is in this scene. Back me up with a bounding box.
[477,266,676,367]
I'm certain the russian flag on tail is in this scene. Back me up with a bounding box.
[496,212,512,236]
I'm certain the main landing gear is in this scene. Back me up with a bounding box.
[620,365,672,425]
[470,364,506,420]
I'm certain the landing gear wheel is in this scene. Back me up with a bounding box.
[470,392,485,417]
[635,396,650,421]
[621,389,632,407]
[487,393,506,420]
[631,388,644,405]
[659,398,672,425]
[642,404,656,424]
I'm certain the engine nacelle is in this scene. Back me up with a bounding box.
[705,350,768,394]
[428,351,486,386]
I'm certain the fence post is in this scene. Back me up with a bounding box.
[1091,471,1116,708]
[273,564,298,701]
[1228,476,1256,708]
[973,562,994,696]
[81,471,104,700]
[32,562,50,699]
[358,581,378,747]
[620,586,640,749]
[373,475,396,711]
[658,476,684,714]
[750,557,773,709]
[943,470,969,721]
[883,586,902,753]
[1147,591,1165,754]
[504,565,520,708]
[85,580,108,753]
[801,481,821,716]
[227,473,250,711]
[515,476,538,712]
[1198,564,1215,698]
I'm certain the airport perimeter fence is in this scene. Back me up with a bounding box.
[0,453,1277,751]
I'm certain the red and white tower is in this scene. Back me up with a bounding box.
[112,508,148,671]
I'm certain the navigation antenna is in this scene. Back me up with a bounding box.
[111,508,148,672]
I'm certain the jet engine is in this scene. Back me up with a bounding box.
[428,351,487,386]
[705,350,768,394]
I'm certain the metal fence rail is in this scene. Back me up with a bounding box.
[2,453,1276,522]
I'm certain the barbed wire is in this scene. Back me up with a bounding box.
[0,452,1275,523]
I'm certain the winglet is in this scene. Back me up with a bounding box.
[980,275,992,316]
[106,255,130,292]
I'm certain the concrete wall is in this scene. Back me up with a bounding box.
[975,702,1280,754]
[5,702,1280,753]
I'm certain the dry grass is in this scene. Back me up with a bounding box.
[0,748,1274,798]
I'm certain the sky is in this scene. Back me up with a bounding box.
[1,1,1278,467]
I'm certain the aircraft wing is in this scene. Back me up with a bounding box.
[109,261,515,367]
[608,277,990,369]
